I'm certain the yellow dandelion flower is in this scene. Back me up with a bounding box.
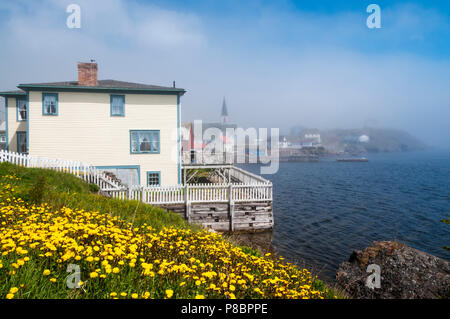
[165,289,174,298]
[9,287,19,294]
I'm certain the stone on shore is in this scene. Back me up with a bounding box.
[336,241,450,299]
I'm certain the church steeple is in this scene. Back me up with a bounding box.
[221,97,228,123]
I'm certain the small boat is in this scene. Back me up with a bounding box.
[336,157,368,162]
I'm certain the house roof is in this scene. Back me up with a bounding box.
[0,90,26,97]
[15,80,185,95]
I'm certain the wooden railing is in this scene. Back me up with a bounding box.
[182,151,234,165]
[106,183,272,204]
[0,150,123,191]
[0,150,272,205]
[229,166,270,184]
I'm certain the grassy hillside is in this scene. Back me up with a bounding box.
[0,162,338,299]
[322,127,426,153]
[0,162,195,231]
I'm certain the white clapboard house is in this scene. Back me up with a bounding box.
[0,62,184,186]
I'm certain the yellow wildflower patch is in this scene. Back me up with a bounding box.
[0,172,336,299]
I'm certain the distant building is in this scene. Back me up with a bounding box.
[359,134,370,143]
[279,137,290,148]
[279,133,322,149]
[304,133,321,145]
[182,97,237,163]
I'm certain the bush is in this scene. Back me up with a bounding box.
[28,174,48,205]
[89,183,99,193]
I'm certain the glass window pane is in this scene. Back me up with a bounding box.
[151,131,159,152]
[130,130,160,154]
[139,132,151,152]
[17,132,27,153]
[131,132,139,152]
[148,172,160,186]
[44,95,57,114]
[111,96,124,115]
[17,99,27,120]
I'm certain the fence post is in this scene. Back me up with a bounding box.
[185,184,191,222]
[229,184,235,231]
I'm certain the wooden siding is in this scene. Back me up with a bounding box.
[28,91,179,185]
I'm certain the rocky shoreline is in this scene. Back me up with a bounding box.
[336,241,450,299]
[221,232,450,299]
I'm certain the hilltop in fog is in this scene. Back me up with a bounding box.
[286,126,426,154]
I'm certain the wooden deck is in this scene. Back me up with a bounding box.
[107,180,273,232]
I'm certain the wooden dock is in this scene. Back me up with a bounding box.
[159,201,273,232]
[107,181,273,232]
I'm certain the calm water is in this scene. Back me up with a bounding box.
[239,150,450,282]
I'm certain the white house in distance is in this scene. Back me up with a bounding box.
[0,62,185,187]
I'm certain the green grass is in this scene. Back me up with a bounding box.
[0,162,344,299]
[0,162,198,231]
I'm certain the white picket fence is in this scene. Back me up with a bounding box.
[0,149,272,205]
[0,150,123,191]
[106,183,272,204]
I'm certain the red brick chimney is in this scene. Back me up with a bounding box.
[78,62,98,86]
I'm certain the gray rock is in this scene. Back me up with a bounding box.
[336,241,450,299]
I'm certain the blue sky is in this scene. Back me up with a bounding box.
[141,0,450,57]
[0,0,449,146]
